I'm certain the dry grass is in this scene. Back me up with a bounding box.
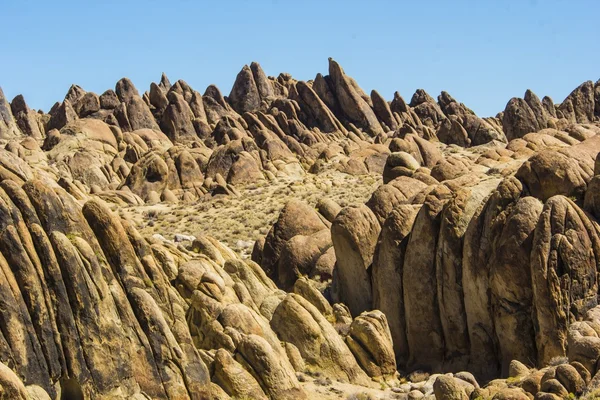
[119,170,380,257]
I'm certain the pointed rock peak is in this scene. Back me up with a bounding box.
[149,82,168,110]
[249,62,273,99]
[314,73,332,90]
[49,101,61,114]
[65,84,86,104]
[149,82,161,92]
[524,89,541,103]
[0,87,12,109]
[438,91,457,107]
[0,87,20,139]
[370,90,387,103]
[205,84,228,108]
[542,95,554,104]
[170,80,183,94]
[409,89,435,107]
[315,73,326,82]
[371,90,398,131]
[542,96,557,118]
[277,72,293,83]
[159,73,172,91]
[175,79,192,92]
[565,80,595,100]
[205,84,224,100]
[47,100,77,131]
[99,90,119,110]
[393,92,405,102]
[249,62,265,80]
[115,78,139,103]
[10,94,29,114]
[391,92,408,113]
[227,64,261,114]
[328,58,344,77]
[168,80,195,103]
[166,90,185,104]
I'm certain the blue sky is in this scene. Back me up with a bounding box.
[1,0,599,117]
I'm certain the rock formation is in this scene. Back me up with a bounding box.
[0,58,599,399]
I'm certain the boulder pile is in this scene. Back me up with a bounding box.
[1,59,600,399]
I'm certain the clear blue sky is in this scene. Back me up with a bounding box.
[2,0,599,117]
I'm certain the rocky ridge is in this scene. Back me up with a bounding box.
[0,60,599,399]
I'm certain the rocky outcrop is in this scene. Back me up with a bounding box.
[331,205,380,316]
[345,310,396,379]
[271,293,371,385]
[254,200,330,288]
[531,196,600,365]
[229,62,273,114]
[122,145,205,202]
[503,97,543,141]
[0,88,22,139]
[0,175,405,399]
[46,100,77,132]
[558,81,596,123]
[371,205,420,365]
[160,92,198,143]
[328,58,384,136]
[10,95,43,138]
[4,58,600,399]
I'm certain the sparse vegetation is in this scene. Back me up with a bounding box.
[125,171,380,257]
[505,376,521,386]
[66,232,80,242]
[548,356,569,366]
[143,278,154,288]
[582,389,600,400]
[346,392,376,400]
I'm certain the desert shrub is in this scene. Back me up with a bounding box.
[548,356,569,366]
[346,392,376,400]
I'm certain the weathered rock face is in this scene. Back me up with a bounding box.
[293,80,345,134]
[11,95,43,138]
[403,185,453,370]
[488,196,543,376]
[437,116,470,147]
[0,88,22,139]
[410,89,447,129]
[254,200,330,288]
[271,293,371,385]
[0,176,402,399]
[516,134,600,201]
[437,90,507,146]
[372,205,420,365]
[436,179,501,371]
[558,81,596,123]
[331,205,380,316]
[46,100,77,132]
[324,107,600,382]
[462,177,525,379]
[4,58,600,398]
[503,97,542,141]
[328,58,384,136]
[160,92,197,143]
[345,310,396,378]
[531,196,599,365]
[115,77,140,103]
[46,119,121,188]
[227,70,258,115]
[0,181,210,398]
[122,145,205,202]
